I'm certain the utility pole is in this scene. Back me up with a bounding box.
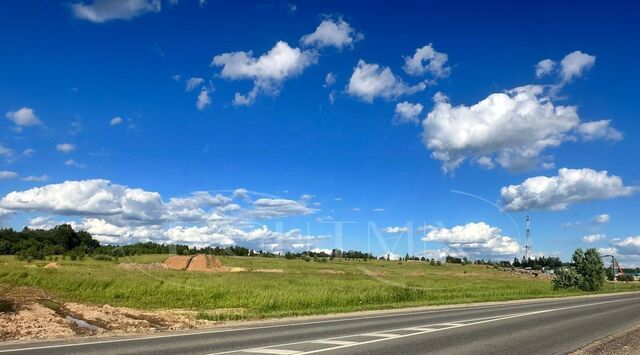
[524,215,532,261]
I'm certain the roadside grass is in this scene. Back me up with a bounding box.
[1,255,638,320]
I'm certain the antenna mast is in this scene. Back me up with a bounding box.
[524,215,532,260]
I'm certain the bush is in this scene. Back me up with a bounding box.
[553,267,582,289]
[573,248,606,291]
[554,248,606,291]
[93,254,112,261]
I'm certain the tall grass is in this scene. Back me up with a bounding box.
[1,255,638,320]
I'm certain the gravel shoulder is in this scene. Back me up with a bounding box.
[571,324,640,355]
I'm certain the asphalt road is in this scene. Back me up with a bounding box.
[1,292,639,355]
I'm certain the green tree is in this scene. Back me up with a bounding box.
[572,248,606,291]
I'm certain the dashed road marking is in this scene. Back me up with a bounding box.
[210,297,636,355]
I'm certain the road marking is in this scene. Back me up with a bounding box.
[361,333,399,338]
[309,340,357,345]
[404,327,437,331]
[1,294,637,353]
[243,349,301,354]
[209,296,638,355]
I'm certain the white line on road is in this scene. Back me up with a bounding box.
[0,294,637,353]
[211,296,637,355]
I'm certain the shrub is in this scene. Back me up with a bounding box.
[553,267,582,289]
[93,254,112,261]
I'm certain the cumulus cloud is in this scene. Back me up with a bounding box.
[56,143,76,153]
[196,88,211,110]
[212,41,317,105]
[249,198,315,219]
[403,44,450,78]
[560,50,596,83]
[1,180,323,249]
[394,101,423,124]
[592,214,610,225]
[347,60,426,103]
[0,171,18,180]
[71,0,161,23]
[577,120,622,141]
[535,59,556,78]
[421,85,622,172]
[384,226,410,234]
[583,234,606,243]
[500,168,638,211]
[422,222,520,257]
[611,236,640,257]
[110,116,123,126]
[185,77,205,92]
[300,17,362,50]
[6,107,42,128]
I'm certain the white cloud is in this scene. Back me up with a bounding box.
[110,116,123,126]
[324,72,336,87]
[27,216,59,230]
[592,214,610,225]
[422,222,520,257]
[394,101,423,124]
[500,168,638,211]
[185,77,205,92]
[232,188,250,201]
[56,143,76,153]
[71,0,161,23]
[300,17,362,50]
[22,148,35,157]
[0,144,15,160]
[172,74,182,81]
[403,44,450,78]
[347,60,426,103]
[577,120,622,141]
[0,171,18,180]
[372,208,385,212]
[535,59,556,78]
[196,88,211,110]
[64,159,86,168]
[212,41,318,105]
[6,107,42,128]
[21,175,49,182]
[384,226,410,234]
[421,85,621,172]
[611,236,640,257]
[250,198,315,219]
[583,234,606,243]
[560,50,596,83]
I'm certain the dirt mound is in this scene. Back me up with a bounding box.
[0,284,215,341]
[44,262,60,269]
[210,256,223,268]
[186,254,210,272]
[0,302,76,341]
[164,255,194,270]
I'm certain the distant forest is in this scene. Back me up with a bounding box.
[0,224,580,269]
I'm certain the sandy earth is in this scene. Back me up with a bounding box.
[163,255,193,270]
[571,325,640,355]
[0,285,214,342]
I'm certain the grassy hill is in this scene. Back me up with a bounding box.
[1,255,639,321]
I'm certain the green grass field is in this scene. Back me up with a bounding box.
[1,255,639,321]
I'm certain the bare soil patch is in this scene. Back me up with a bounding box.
[163,255,193,270]
[254,268,284,273]
[43,262,60,269]
[0,284,215,342]
[318,269,345,274]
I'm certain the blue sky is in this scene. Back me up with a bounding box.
[0,0,639,264]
